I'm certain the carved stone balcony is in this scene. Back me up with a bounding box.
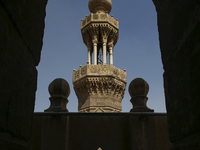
[81,13,119,47]
[81,13,119,30]
[73,64,127,112]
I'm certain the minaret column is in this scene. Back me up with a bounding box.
[87,47,91,64]
[90,51,92,64]
[101,32,109,65]
[93,43,97,65]
[92,36,98,65]
[100,24,111,65]
[103,42,107,65]
[109,45,113,65]
[87,43,92,64]
[108,42,114,65]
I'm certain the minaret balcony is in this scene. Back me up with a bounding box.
[73,64,126,84]
[81,13,119,30]
[73,64,127,112]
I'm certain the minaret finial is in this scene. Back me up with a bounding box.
[89,0,112,14]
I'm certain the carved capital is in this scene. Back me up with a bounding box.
[108,28,118,46]
[108,41,114,48]
[88,24,99,38]
[92,36,98,44]
[87,43,92,50]
[100,24,112,43]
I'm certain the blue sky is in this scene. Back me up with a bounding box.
[35,0,166,112]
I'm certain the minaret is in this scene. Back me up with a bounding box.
[73,0,127,112]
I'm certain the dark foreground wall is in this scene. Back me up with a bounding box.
[0,1,47,149]
[153,0,200,149]
[30,113,172,150]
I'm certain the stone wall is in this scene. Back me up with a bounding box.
[30,113,172,150]
[152,0,200,149]
[0,0,47,149]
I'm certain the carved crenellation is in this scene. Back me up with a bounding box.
[81,65,87,75]
[86,15,91,22]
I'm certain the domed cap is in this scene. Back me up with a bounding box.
[48,78,70,98]
[89,0,112,14]
[128,78,149,98]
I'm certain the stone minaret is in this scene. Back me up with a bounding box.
[73,0,127,112]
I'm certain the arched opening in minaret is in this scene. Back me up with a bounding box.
[97,46,110,65]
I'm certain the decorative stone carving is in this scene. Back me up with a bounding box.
[88,24,99,38]
[100,24,112,43]
[81,14,119,48]
[108,28,118,45]
[73,65,127,112]
[73,65,126,82]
